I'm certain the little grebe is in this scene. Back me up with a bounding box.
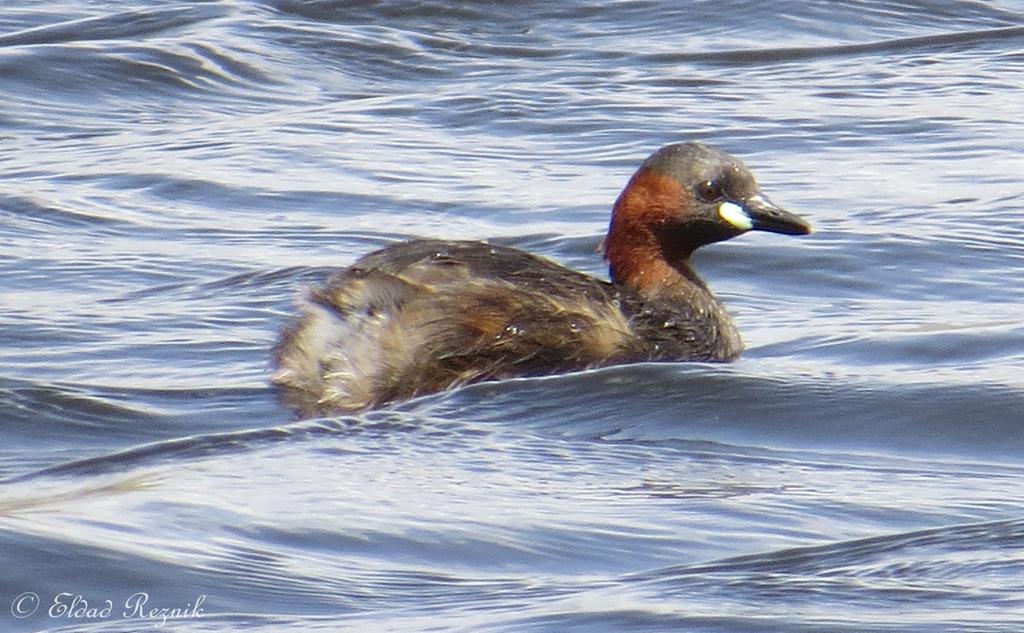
[273,142,811,415]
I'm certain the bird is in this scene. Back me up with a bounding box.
[272,142,811,416]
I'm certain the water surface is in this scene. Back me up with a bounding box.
[1,1,1023,631]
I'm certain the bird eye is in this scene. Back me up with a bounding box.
[696,180,723,202]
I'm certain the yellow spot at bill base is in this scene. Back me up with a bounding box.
[718,201,753,230]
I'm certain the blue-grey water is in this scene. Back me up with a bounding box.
[1,1,1023,631]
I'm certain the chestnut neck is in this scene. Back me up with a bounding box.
[603,169,711,300]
